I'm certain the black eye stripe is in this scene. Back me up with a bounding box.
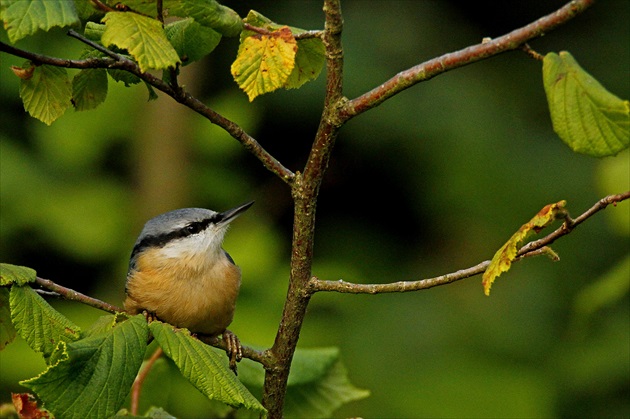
[130,215,220,260]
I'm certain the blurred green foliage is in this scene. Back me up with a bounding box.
[1,1,628,417]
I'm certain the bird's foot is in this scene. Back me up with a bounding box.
[222,329,242,374]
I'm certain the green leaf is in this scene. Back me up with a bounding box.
[285,36,326,90]
[72,68,108,111]
[101,12,181,72]
[164,18,222,65]
[149,321,265,413]
[84,21,106,42]
[1,0,79,43]
[21,314,149,419]
[0,263,37,286]
[166,0,242,37]
[108,68,142,87]
[0,287,16,350]
[239,347,370,417]
[9,285,81,360]
[543,51,630,157]
[18,62,72,125]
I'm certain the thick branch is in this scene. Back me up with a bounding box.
[310,191,630,294]
[339,0,596,121]
[262,0,345,416]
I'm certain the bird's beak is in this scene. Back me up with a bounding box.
[218,201,254,224]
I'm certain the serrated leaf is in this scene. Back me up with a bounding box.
[72,68,108,111]
[239,11,324,92]
[166,0,242,37]
[482,201,567,295]
[164,18,221,65]
[108,68,142,87]
[9,285,81,360]
[19,62,72,125]
[1,0,79,43]
[21,314,149,419]
[0,287,16,350]
[285,37,325,89]
[84,21,105,42]
[149,321,265,413]
[0,263,37,286]
[543,51,630,157]
[101,12,180,72]
[231,26,297,101]
[239,347,370,417]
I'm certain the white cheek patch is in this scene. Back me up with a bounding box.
[159,226,227,260]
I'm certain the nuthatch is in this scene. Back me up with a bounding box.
[124,201,254,368]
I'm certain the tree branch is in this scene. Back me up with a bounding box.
[262,1,345,416]
[309,191,630,294]
[0,36,295,184]
[339,0,596,121]
[35,276,123,313]
[32,276,269,366]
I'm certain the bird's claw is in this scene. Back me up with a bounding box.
[222,329,242,374]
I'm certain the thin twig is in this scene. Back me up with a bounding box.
[243,23,323,40]
[339,0,596,121]
[310,191,630,294]
[130,347,163,415]
[35,276,123,313]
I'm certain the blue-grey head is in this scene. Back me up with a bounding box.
[129,201,254,272]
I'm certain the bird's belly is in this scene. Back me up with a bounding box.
[125,259,241,336]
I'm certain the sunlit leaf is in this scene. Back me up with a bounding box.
[101,12,180,72]
[21,314,149,419]
[18,62,72,125]
[9,286,81,361]
[1,0,79,43]
[165,18,222,65]
[482,201,567,295]
[72,69,108,111]
[231,26,297,101]
[0,287,16,350]
[149,321,265,413]
[243,11,325,90]
[0,263,36,286]
[543,51,630,157]
[166,0,242,37]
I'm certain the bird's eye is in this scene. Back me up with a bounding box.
[185,224,201,235]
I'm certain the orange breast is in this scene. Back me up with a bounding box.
[124,247,241,336]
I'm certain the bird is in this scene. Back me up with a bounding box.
[124,201,254,369]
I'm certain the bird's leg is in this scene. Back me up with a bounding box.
[141,309,158,324]
[222,329,242,374]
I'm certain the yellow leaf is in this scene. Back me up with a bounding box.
[482,201,566,295]
[231,26,297,101]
